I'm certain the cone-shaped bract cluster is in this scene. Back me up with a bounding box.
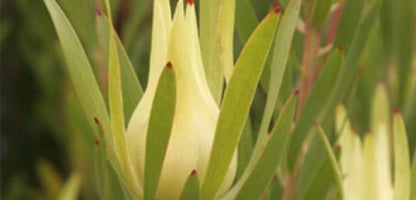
[126,1,236,199]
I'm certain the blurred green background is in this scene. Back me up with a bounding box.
[1,0,415,199]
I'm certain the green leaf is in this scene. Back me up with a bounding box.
[37,160,64,199]
[334,0,364,51]
[218,0,235,82]
[94,119,127,200]
[235,0,258,42]
[324,0,381,122]
[199,0,224,104]
[236,119,254,180]
[393,111,411,200]
[103,1,142,196]
[310,0,332,28]
[394,0,415,107]
[58,172,82,200]
[144,66,176,200]
[254,0,301,172]
[201,10,280,200]
[122,0,152,50]
[179,170,200,200]
[96,13,144,121]
[295,134,337,200]
[405,83,416,152]
[233,91,297,200]
[347,24,385,134]
[314,123,344,199]
[287,49,343,170]
[43,0,111,136]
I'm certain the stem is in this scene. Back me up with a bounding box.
[326,3,342,44]
[297,3,321,118]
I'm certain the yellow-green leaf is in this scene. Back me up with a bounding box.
[393,111,411,200]
[58,172,82,200]
[180,170,200,200]
[201,9,280,200]
[144,66,176,200]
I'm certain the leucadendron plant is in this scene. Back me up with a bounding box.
[43,0,289,198]
[336,85,411,200]
[43,0,416,199]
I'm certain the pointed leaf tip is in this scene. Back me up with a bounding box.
[394,108,400,114]
[294,89,300,95]
[191,169,197,176]
[313,120,320,127]
[95,139,100,146]
[188,0,194,5]
[337,46,343,51]
[95,9,102,16]
[274,6,282,13]
[166,61,173,68]
[94,117,100,124]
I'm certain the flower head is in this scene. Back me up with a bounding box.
[126,0,236,199]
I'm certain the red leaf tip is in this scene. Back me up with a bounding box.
[274,6,282,13]
[95,139,100,146]
[294,89,300,95]
[393,108,400,114]
[166,61,173,68]
[313,120,319,127]
[94,117,100,124]
[188,0,194,5]
[337,46,343,51]
[95,9,102,16]
[190,169,197,175]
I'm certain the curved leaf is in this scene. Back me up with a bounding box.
[201,10,280,200]
[144,66,176,200]
[393,111,411,200]
[233,91,297,200]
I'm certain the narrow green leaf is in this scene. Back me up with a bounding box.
[218,0,235,82]
[199,0,224,104]
[37,160,64,199]
[314,123,344,199]
[94,118,127,200]
[310,0,332,28]
[144,66,176,200]
[295,134,337,200]
[43,0,111,135]
[104,2,142,197]
[96,13,144,121]
[58,172,82,200]
[180,170,200,200]
[201,10,280,200]
[333,0,364,51]
[122,0,152,50]
[233,91,297,200]
[235,0,258,42]
[254,0,301,172]
[322,0,381,125]
[287,49,343,170]
[393,111,411,200]
[395,0,415,107]
[347,24,385,134]
[236,119,254,180]
[405,82,416,153]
